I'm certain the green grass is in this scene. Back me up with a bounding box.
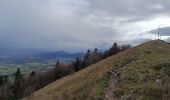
[110,40,170,100]
[0,59,72,76]
[96,72,111,100]
[0,62,53,75]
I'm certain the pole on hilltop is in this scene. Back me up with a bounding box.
[158,26,161,40]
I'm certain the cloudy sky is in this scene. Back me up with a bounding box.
[1,0,170,52]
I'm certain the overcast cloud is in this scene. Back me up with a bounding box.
[1,0,170,51]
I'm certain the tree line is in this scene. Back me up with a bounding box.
[0,42,131,100]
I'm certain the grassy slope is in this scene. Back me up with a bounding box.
[23,40,170,100]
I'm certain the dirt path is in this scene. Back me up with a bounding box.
[104,70,119,100]
[104,60,135,100]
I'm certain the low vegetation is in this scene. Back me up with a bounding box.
[107,40,170,100]
[96,72,111,100]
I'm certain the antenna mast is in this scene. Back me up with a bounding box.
[158,26,161,40]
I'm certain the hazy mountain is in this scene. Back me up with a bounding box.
[36,50,84,60]
[0,48,84,64]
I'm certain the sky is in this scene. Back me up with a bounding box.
[1,0,170,52]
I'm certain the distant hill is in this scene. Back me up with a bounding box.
[0,48,48,56]
[0,48,84,64]
[23,40,170,100]
[36,51,84,60]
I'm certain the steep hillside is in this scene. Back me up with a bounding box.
[23,40,170,100]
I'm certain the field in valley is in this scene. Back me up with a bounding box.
[0,58,73,76]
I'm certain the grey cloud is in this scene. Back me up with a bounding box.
[88,0,170,22]
[0,0,170,51]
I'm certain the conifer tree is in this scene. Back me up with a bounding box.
[74,57,81,72]
[0,76,3,86]
[12,68,24,100]
[29,71,36,78]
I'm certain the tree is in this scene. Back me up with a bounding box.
[56,60,60,66]
[0,76,3,86]
[12,68,24,100]
[3,75,8,83]
[105,42,119,57]
[14,68,22,80]
[29,71,36,78]
[0,76,12,100]
[85,50,91,60]
[74,57,81,72]
[111,42,119,54]
[94,48,98,54]
[81,50,91,69]
[91,48,102,63]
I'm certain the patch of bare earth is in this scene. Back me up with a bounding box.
[104,60,135,100]
[104,69,121,100]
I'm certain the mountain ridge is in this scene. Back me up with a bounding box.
[23,40,170,100]
[0,49,84,64]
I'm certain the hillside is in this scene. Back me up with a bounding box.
[23,40,170,100]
